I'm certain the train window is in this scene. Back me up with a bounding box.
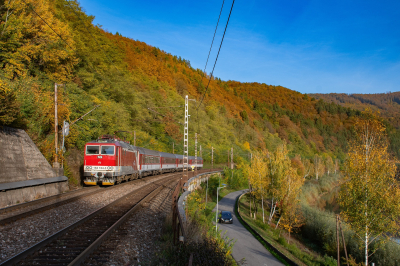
[86,145,99,155]
[101,146,115,155]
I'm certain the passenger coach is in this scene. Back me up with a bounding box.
[83,135,204,186]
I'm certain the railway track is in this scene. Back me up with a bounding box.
[0,186,101,226]
[0,172,182,226]
[83,180,176,265]
[1,174,179,266]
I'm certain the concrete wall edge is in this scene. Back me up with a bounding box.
[0,176,68,191]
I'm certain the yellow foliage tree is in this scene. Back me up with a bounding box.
[266,144,291,224]
[0,0,78,81]
[277,166,304,240]
[301,157,314,179]
[338,110,400,266]
[247,151,269,222]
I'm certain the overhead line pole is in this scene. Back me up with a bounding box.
[231,147,233,169]
[183,96,189,184]
[336,215,340,266]
[54,83,60,168]
[212,147,214,170]
[195,133,198,176]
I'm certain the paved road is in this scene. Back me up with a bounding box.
[213,190,284,266]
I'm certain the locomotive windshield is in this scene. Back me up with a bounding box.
[101,146,115,155]
[86,145,99,155]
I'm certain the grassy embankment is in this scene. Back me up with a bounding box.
[153,173,239,265]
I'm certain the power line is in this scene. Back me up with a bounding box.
[203,0,225,75]
[21,0,74,51]
[197,0,235,110]
[20,0,114,87]
[65,0,125,78]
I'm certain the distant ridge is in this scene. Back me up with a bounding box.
[309,92,400,129]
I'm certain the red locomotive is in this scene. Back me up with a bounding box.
[83,135,203,185]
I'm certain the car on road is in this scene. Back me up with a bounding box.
[219,211,233,224]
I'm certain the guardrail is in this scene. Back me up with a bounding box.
[178,171,222,223]
[172,170,223,244]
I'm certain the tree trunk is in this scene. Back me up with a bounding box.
[254,198,257,219]
[275,216,281,229]
[262,195,265,223]
[269,198,274,223]
[269,203,276,224]
[249,193,252,217]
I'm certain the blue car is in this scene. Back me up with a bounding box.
[219,211,233,224]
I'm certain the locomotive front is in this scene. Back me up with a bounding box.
[83,142,117,185]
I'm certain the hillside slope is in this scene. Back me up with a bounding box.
[309,92,400,128]
[1,0,399,183]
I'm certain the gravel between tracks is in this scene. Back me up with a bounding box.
[85,180,175,266]
[0,175,172,263]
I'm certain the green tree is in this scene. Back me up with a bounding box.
[0,79,20,125]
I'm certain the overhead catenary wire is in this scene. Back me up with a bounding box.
[21,0,74,51]
[203,0,225,75]
[196,0,235,134]
[147,107,183,125]
[20,0,115,87]
[196,0,235,111]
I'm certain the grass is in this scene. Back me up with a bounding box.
[153,176,239,266]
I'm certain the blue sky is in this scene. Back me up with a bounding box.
[78,0,400,94]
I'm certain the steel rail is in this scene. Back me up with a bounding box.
[69,178,177,265]
[0,173,178,226]
[0,175,178,266]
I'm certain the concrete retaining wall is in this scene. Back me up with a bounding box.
[0,126,69,208]
[0,127,57,183]
[0,181,69,208]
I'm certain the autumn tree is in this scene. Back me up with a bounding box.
[291,154,304,177]
[266,144,292,224]
[314,154,325,180]
[334,158,340,174]
[324,155,334,175]
[278,164,304,241]
[0,0,78,81]
[0,79,20,125]
[338,111,400,266]
[247,151,269,222]
[301,157,314,180]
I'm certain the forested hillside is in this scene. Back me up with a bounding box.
[1,0,399,184]
[309,92,400,128]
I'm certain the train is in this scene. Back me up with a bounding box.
[83,135,203,186]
